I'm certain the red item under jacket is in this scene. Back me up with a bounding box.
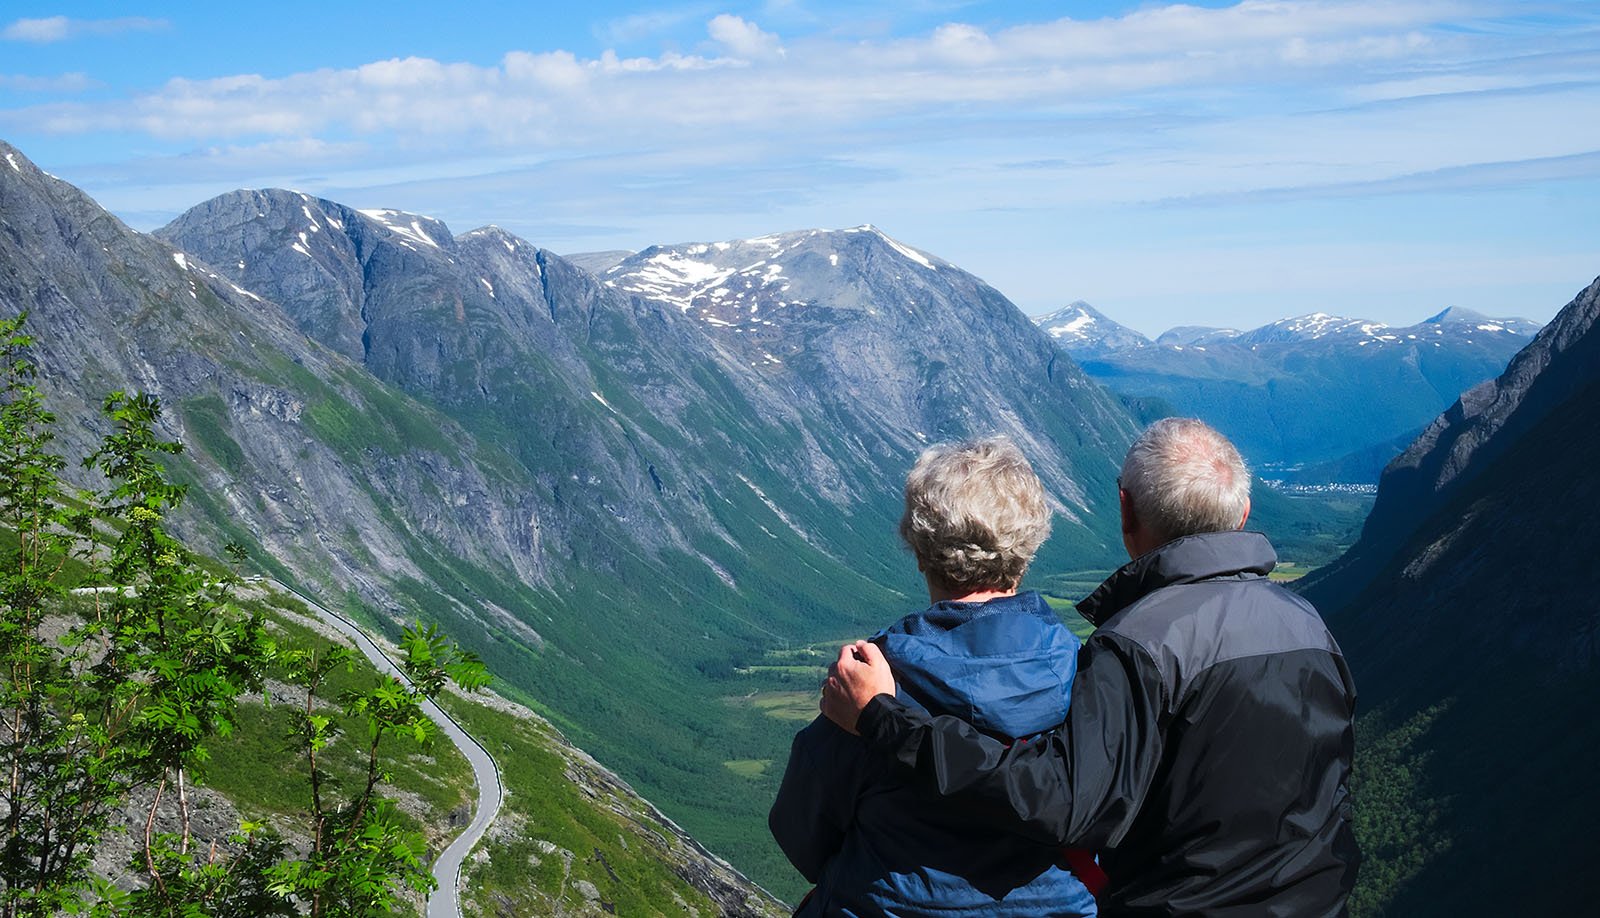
[1060,848,1108,899]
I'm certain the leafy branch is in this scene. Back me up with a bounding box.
[0,314,489,917]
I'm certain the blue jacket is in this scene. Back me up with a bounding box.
[769,591,1097,917]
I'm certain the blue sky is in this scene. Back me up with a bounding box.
[3,1,1599,334]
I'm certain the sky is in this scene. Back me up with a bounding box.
[2,1,1599,335]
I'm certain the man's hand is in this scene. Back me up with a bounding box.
[821,640,894,735]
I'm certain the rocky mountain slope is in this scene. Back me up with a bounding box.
[1297,276,1600,916]
[595,226,1140,556]
[1041,304,1541,473]
[3,140,824,895]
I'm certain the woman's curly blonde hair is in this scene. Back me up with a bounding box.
[899,436,1052,592]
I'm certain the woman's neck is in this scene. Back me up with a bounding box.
[926,582,1017,605]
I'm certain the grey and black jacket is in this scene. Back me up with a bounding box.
[857,530,1360,917]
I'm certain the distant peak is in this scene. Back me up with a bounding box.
[1034,301,1096,323]
[1036,302,1150,352]
[1156,325,1239,347]
[461,224,516,240]
[1277,311,1356,327]
[1422,306,1487,324]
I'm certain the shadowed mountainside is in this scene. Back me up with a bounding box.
[1298,275,1600,916]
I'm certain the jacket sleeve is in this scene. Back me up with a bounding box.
[856,632,1166,849]
[768,714,872,882]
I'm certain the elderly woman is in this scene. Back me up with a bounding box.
[769,437,1097,917]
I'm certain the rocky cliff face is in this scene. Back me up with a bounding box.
[1296,275,1600,917]
[159,198,1142,582]
[1346,288,1600,579]
[0,141,538,607]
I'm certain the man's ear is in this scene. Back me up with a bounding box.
[1120,486,1137,535]
[1238,496,1252,530]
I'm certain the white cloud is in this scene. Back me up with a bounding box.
[0,2,1501,145]
[503,50,587,90]
[925,23,996,65]
[3,16,71,42]
[2,16,167,42]
[708,14,784,60]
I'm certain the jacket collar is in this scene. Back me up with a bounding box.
[874,590,1077,739]
[1076,530,1277,628]
[877,590,1054,638]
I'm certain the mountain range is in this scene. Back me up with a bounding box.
[1036,301,1542,475]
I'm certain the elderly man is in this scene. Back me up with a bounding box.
[823,418,1359,917]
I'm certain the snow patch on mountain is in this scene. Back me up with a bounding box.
[737,473,815,546]
[882,235,934,269]
[603,225,949,332]
[614,251,738,311]
[1053,314,1095,336]
[358,209,443,249]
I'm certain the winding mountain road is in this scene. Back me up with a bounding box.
[266,580,503,918]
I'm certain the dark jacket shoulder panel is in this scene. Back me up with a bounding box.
[1103,576,1345,708]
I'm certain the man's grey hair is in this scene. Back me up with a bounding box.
[1120,417,1251,543]
[899,436,1052,592]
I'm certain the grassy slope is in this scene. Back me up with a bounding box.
[440,691,784,917]
[192,585,784,915]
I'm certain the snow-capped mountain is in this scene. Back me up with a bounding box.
[1234,307,1543,347]
[1033,301,1151,355]
[1042,302,1543,471]
[599,225,1138,520]
[601,225,951,330]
